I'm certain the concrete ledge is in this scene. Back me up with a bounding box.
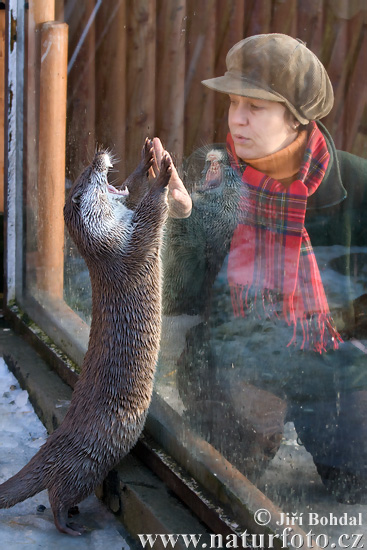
[0,319,211,545]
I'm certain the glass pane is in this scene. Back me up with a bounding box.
[18,0,367,539]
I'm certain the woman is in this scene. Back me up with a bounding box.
[155,34,367,503]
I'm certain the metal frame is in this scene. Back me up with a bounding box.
[4,0,24,307]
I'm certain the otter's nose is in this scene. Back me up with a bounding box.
[92,151,113,173]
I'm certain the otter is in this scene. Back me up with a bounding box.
[0,139,171,536]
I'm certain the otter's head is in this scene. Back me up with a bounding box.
[64,150,131,259]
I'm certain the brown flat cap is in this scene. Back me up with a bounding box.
[202,33,334,124]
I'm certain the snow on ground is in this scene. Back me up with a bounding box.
[0,357,130,549]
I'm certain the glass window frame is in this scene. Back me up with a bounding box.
[3,0,367,542]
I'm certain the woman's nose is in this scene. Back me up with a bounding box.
[233,104,249,125]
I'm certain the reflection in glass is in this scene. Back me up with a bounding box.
[19,0,367,538]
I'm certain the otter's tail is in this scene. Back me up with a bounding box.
[0,448,48,508]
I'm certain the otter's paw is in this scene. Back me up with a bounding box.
[140,137,155,175]
[54,507,85,536]
[155,152,172,189]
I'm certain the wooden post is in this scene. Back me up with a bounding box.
[26,0,56,186]
[37,22,68,297]
[25,1,55,287]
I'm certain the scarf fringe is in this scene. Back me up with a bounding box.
[230,284,342,353]
[287,313,342,353]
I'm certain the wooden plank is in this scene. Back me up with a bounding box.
[37,22,68,298]
[125,0,156,175]
[296,0,324,57]
[322,14,348,149]
[344,27,367,152]
[184,0,216,156]
[95,0,127,179]
[214,1,245,141]
[324,11,364,149]
[65,0,96,180]
[55,0,65,22]
[155,0,186,162]
[271,0,297,36]
[245,0,271,36]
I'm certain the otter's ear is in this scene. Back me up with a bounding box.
[71,188,83,204]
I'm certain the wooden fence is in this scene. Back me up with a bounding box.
[22,0,367,298]
[45,0,367,182]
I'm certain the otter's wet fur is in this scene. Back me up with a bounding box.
[0,140,171,535]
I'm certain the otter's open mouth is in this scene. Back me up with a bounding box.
[107,184,129,197]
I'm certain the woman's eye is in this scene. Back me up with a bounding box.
[250,104,263,111]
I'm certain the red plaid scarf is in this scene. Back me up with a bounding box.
[227,122,342,353]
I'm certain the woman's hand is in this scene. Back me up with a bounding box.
[151,137,192,218]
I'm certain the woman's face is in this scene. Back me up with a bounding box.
[228,95,298,160]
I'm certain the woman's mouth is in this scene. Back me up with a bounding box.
[233,134,251,143]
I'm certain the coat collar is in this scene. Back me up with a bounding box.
[306,121,347,210]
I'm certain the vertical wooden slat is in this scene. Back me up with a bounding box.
[245,0,272,36]
[125,0,156,175]
[321,13,348,149]
[214,1,246,141]
[0,8,5,213]
[65,0,96,182]
[184,0,216,155]
[343,26,367,152]
[156,0,186,161]
[155,0,186,162]
[95,0,127,179]
[322,4,367,150]
[55,0,65,22]
[296,0,324,57]
[271,0,297,35]
[37,22,68,297]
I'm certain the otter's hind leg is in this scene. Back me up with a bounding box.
[49,485,86,536]
[53,504,85,536]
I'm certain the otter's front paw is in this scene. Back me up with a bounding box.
[151,153,172,191]
[140,137,155,176]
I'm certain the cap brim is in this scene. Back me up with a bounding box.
[201,75,310,125]
[201,75,284,102]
